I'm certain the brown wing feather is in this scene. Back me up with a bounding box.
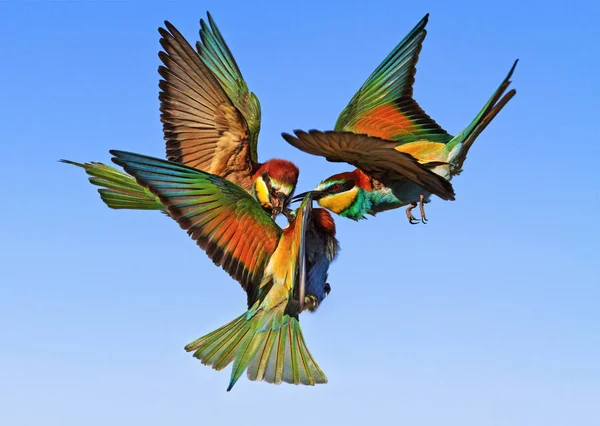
[158,22,255,187]
[282,130,455,200]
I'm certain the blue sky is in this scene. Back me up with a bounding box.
[2,1,599,425]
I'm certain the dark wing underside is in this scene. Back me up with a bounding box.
[158,20,258,181]
[282,130,455,200]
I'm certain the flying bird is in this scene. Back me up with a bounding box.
[62,14,299,220]
[110,150,332,390]
[61,14,341,313]
[283,14,517,223]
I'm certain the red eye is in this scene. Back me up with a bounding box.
[331,184,341,192]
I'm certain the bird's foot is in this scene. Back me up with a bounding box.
[419,194,428,224]
[406,203,419,224]
[304,295,319,312]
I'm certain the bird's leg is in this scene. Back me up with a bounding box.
[419,194,428,224]
[406,202,420,224]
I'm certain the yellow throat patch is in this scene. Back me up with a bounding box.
[255,176,272,209]
[318,187,358,213]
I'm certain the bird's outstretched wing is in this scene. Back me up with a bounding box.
[111,151,280,306]
[158,18,260,178]
[335,14,452,144]
[196,12,261,159]
[282,130,455,200]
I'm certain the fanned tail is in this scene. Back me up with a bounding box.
[60,160,165,210]
[446,59,518,174]
[184,307,327,391]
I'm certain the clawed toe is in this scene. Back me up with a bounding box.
[406,203,420,224]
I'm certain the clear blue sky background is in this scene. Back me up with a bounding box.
[2,1,599,425]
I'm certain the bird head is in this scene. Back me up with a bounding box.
[253,159,299,220]
[292,171,369,220]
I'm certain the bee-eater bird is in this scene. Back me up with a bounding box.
[62,14,299,220]
[62,13,455,221]
[60,14,343,312]
[110,150,336,390]
[283,14,517,223]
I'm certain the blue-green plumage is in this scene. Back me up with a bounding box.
[283,14,518,223]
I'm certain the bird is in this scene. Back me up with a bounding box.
[62,13,455,222]
[62,14,299,220]
[60,13,343,310]
[109,149,338,390]
[282,14,517,223]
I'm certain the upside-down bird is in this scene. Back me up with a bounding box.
[283,14,517,223]
[110,150,336,390]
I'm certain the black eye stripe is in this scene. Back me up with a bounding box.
[328,180,354,193]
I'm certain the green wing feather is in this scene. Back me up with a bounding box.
[196,12,261,163]
[446,60,518,171]
[335,14,451,144]
[110,150,281,304]
[60,160,164,210]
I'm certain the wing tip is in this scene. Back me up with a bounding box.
[160,21,175,36]
[507,58,519,81]
[59,158,79,166]
[281,132,296,142]
[206,11,217,28]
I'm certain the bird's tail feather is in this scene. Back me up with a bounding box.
[185,308,327,391]
[60,160,165,211]
[446,60,518,173]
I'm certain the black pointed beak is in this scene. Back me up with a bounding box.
[270,191,289,220]
[292,190,323,203]
[291,191,309,203]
